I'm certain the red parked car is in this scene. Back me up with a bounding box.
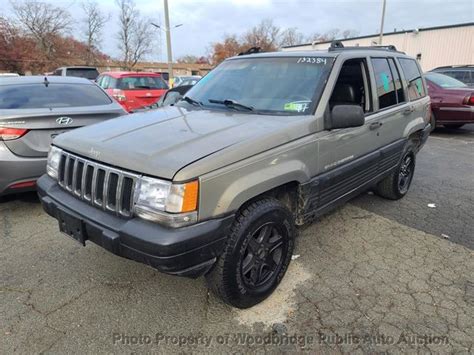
[425,72,474,129]
[96,72,169,112]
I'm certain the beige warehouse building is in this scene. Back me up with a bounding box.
[282,23,473,71]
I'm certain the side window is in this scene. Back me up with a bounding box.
[371,58,397,109]
[450,71,468,83]
[54,69,62,76]
[399,58,426,101]
[102,76,110,89]
[388,58,405,103]
[98,75,110,89]
[329,58,372,114]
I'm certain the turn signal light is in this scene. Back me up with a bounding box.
[0,127,28,141]
[181,180,199,212]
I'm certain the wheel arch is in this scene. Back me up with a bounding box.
[200,160,310,220]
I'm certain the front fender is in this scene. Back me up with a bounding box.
[198,139,317,220]
[217,160,309,215]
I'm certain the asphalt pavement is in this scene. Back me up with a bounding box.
[353,124,474,249]
[1,125,473,353]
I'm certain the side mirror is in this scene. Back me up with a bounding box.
[330,105,365,129]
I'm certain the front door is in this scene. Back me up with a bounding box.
[316,57,380,209]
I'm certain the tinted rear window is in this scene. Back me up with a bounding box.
[117,76,168,90]
[65,68,99,80]
[0,83,112,109]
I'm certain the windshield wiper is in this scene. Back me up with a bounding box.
[208,99,254,111]
[181,96,203,107]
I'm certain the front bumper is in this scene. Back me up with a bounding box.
[37,175,234,278]
[0,141,46,195]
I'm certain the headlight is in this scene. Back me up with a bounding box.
[46,146,62,179]
[134,177,199,228]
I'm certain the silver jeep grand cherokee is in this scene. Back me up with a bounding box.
[38,43,431,308]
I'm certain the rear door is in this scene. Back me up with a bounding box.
[0,82,125,158]
[367,57,409,145]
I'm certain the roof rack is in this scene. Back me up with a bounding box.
[238,47,261,56]
[328,40,402,53]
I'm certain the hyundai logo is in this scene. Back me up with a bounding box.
[56,117,73,125]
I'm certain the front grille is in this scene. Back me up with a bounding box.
[57,151,140,217]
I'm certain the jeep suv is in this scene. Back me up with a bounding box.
[38,43,431,308]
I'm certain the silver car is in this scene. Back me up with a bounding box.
[0,76,126,196]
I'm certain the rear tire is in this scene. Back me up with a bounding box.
[375,142,416,200]
[444,124,464,129]
[206,198,295,309]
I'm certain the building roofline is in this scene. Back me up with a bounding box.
[282,22,474,49]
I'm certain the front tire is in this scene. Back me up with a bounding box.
[206,198,295,309]
[375,142,416,200]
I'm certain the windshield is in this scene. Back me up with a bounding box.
[117,76,168,90]
[183,56,333,115]
[425,73,467,88]
[65,68,99,80]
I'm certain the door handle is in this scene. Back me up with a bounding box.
[369,122,383,130]
[403,106,415,115]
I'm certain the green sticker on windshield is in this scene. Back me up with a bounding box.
[284,101,310,112]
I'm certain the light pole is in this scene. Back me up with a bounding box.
[150,0,183,82]
[378,0,387,45]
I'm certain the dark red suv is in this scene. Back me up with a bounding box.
[96,72,169,112]
[425,72,474,129]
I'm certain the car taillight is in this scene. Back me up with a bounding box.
[462,94,474,106]
[0,127,28,141]
[112,89,126,102]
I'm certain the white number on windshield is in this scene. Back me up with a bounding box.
[297,57,327,65]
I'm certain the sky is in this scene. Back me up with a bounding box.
[2,0,473,61]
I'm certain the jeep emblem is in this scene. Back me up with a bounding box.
[56,117,73,125]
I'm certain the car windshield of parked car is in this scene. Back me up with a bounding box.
[117,76,168,90]
[65,68,99,80]
[0,83,112,109]
[183,56,333,115]
[426,73,467,88]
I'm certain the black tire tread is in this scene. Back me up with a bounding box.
[206,198,292,307]
[375,141,416,200]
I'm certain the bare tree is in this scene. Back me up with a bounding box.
[242,19,280,52]
[82,1,110,65]
[11,0,73,59]
[321,28,340,41]
[279,27,305,47]
[306,32,322,43]
[116,0,155,70]
[342,29,360,39]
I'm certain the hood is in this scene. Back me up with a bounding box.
[53,106,314,180]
